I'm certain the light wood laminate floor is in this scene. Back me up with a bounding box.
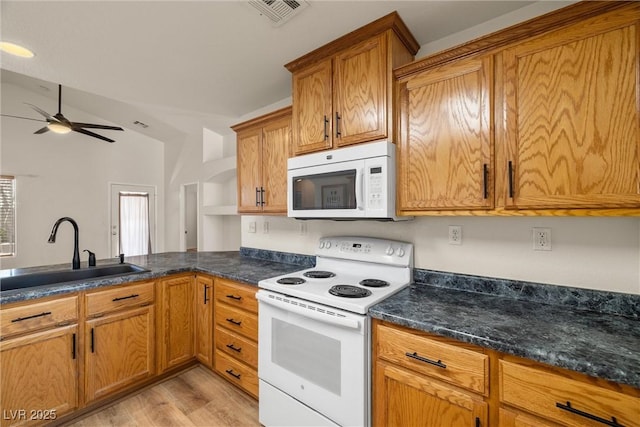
[65,367,259,427]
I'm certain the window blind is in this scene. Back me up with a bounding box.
[0,176,16,256]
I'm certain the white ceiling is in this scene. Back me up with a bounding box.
[1,1,535,142]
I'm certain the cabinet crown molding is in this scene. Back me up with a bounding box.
[231,106,292,133]
[284,11,419,73]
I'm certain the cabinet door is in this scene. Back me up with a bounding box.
[334,34,387,147]
[291,58,333,155]
[262,116,291,213]
[194,275,213,368]
[374,361,487,427]
[85,306,154,403]
[501,11,640,209]
[159,275,194,372]
[237,128,263,213]
[398,56,493,211]
[0,325,78,427]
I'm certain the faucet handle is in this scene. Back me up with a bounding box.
[84,250,96,267]
[117,253,125,264]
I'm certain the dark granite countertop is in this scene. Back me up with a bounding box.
[370,283,640,389]
[0,251,307,305]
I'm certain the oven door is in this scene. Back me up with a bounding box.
[257,290,369,427]
[288,159,365,218]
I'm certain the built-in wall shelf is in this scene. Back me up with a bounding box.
[202,156,237,183]
[202,204,237,216]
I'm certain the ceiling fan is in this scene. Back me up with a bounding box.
[1,84,124,143]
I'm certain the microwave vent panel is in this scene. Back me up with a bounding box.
[248,0,309,27]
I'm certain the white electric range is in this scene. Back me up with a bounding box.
[257,236,413,427]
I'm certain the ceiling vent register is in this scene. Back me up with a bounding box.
[248,0,309,27]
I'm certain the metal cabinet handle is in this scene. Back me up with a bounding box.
[556,401,623,426]
[483,163,489,199]
[112,293,139,302]
[255,187,260,206]
[323,115,329,140]
[225,369,241,379]
[335,112,341,137]
[204,285,210,304]
[508,161,514,198]
[226,318,242,326]
[260,187,265,206]
[405,352,447,369]
[11,311,52,323]
[226,294,242,301]
[226,343,242,353]
[72,333,77,359]
[90,328,95,353]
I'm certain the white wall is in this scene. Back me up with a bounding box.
[238,1,640,295]
[1,82,165,269]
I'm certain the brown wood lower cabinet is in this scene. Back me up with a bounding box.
[0,325,78,427]
[373,319,640,427]
[213,278,259,398]
[84,306,155,403]
[157,274,195,372]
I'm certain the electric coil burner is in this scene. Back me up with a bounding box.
[359,278,390,288]
[303,270,336,279]
[276,277,305,285]
[329,285,372,298]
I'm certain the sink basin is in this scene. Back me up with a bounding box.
[0,264,150,291]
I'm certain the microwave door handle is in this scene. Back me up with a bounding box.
[355,168,364,210]
[256,292,361,330]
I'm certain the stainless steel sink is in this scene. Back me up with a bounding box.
[0,264,150,291]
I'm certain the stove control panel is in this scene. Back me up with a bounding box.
[316,236,413,268]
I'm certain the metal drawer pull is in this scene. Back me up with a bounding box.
[226,318,242,326]
[405,352,447,369]
[226,294,242,300]
[226,343,242,353]
[112,293,139,302]
[11,311,52,323]
[225,369,241,379]
[556,401,623,427]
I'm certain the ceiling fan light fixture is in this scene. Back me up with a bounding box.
[48,122,72,134]
[0,41,35,58]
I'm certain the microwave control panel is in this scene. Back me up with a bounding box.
[367,166,384,209]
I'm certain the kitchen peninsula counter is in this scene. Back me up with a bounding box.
[0,250,310,305]
[370,281,640,390]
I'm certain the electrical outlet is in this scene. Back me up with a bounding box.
[448,225,462,245]
[533,227,551,251]
[263,221,269,234]
[299,222,308,235]
[248,221,256,233]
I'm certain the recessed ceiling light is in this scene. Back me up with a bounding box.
[0,41,35,58]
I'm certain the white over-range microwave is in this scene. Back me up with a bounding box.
[287,140,409,221]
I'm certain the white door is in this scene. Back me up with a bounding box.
[110,184,156,257]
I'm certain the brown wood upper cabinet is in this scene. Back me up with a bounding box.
[497,7,640,210]
[395,2,640,216]
[397,55,493,212]
[233,106,291,214]
[286,12,419,156]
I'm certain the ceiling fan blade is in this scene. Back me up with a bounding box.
[34,126,50,134]
[1,113,48,123]
[25,103,55,121]
[71,122,124,131]
[73,127,115,143]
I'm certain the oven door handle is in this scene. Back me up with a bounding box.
[256,293,361,330]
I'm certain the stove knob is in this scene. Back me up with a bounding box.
[325,241,332,249]
[319,241,326,249]
[385,246,394,256]
[397,248,405,257]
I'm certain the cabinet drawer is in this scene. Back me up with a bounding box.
[215,304,258,341]
[500,360,640,427]
[215,279,257,313]
[376,324,488,395]
[1,296,78,339]
[86,281,154,317]
[215,327,258,369]
[215,350,258,398]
